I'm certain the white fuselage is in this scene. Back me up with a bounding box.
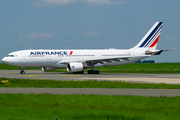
[2,49,148,69]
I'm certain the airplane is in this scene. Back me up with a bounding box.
[2,22,172,74]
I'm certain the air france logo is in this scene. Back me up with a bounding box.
[72,66,75,69]
[69,51,73,55]
[30,51,73,56]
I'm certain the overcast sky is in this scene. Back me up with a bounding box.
[0,0,179,62]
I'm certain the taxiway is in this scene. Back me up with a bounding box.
[0,70,180,84]
[0,88,180,97]
[1,70,180,96]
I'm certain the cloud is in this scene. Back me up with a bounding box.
[12,26,15,31]
[85,0,123,5]
[27,31,53,39]
[19,31,53,42]
[31,0,124,7]
[84,31,99,37]
[164,36,177,41]
[32,0,75,7]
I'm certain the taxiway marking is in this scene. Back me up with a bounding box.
[61,75,81,77]
[19,75,39,77]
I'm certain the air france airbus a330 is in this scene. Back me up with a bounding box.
[2,22,171,74]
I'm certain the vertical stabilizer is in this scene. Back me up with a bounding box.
[132,22,163,50]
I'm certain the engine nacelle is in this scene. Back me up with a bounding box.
[67,63,83,72]
[42,67,56,72]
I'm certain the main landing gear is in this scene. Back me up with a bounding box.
[87,65,99,74]
[88,70,99,74]
[72,70,100,74]
[20,67,25,74]
[73,70,84,74]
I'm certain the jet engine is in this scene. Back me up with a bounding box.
[67,63,83,72]
[42,67,56,72]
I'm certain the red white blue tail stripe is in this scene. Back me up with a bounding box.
[133,22,163,49]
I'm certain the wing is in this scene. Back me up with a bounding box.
[85,56,131,64]
[58,55,150,65]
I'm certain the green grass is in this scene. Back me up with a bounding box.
[45,63,180,73]
[98,63,180,69]
[1,63,180,120]
[84,69,180,73]
[1,78,180,89]
[1,63,180,73]
[0,63,41,70]
[0,94,180,120]
[92,63,180,73]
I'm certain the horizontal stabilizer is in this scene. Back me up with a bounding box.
[146,49,174,55]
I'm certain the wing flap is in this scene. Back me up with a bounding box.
[84,56,142,64]
[57,55,150,65]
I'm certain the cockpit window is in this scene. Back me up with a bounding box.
[7,55,14,57]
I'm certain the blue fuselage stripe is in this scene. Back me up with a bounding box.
[144,25,162,47]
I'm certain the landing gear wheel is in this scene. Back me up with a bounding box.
[20,71,25,74]
[73,70,84,74]
[20,67,25,74]
[79,70,84,74]
[88,70,99,74]
[88,70,93,74]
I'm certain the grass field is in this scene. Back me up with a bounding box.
[0,63,41,70]
[1,78,180,89]
[0,63,180,120]
[0,63,180,73]
[0,94,180,120]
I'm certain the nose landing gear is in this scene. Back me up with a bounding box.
[20,67,25,74]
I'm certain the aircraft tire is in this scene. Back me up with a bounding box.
[20,71,25,74]
[73,70,84,74]
[81,70,84,74]
[88,70,99,74]
[94,70,99,74]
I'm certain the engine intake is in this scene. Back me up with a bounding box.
[67,63,83,72]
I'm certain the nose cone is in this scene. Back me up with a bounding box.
[2,57,16,66]
[2,57,7,63]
